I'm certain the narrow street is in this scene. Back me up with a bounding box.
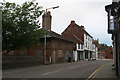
[2,59,113,78]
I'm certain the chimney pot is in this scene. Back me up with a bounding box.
[47,11,51,14]
[71,20,75,24]
[81,25,84,28]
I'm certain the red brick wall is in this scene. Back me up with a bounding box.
[10,37,73,64]
[62,21,84,43]
[51,38,73,63]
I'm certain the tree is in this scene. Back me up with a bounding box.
[98,43,109,51]
[2,1,45,54]
[110,50,113,55]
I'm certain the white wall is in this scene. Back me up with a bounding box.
[73,51,77,61]
[95,47,98,59]
[84,33,93,51]
[77,43,84,51]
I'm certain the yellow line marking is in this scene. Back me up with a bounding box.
[86,64,104,80]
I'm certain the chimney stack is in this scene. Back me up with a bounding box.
[42,11,52,31]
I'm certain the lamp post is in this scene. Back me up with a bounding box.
[43,6,59,64]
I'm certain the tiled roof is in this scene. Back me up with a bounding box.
[40,28,74,43]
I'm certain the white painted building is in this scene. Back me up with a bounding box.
[83,32,94,60]
[73,35,84,62]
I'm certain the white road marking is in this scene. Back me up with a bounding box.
[3,68,36,74]
[68,66,80,69]
[42,69,62,75]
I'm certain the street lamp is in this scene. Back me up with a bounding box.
[43,6,59,64]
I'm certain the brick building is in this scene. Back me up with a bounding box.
[62,21,85,61]
[39,11,74,64]
[62,20,98,61]
[39,28,74,64]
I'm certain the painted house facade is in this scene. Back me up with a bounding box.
[84,32,93,60]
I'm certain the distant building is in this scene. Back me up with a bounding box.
[98,51,106,59]
[92,40,99,60]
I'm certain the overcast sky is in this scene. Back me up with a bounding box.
[5,0,112,46]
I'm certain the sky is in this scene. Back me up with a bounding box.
[3,0,113,46]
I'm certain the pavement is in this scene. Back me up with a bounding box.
[90,59,119,80]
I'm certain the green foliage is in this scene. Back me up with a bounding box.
[1,1,44,54]
[98,43,109,51]
[110,50,113,55]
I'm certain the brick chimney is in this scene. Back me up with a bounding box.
[42,11,52,31]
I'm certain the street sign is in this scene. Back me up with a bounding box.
[109,18,114,31]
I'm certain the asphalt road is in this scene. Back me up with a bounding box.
[2,59,112,78]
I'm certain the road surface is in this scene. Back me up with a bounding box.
[2,59,113,78]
